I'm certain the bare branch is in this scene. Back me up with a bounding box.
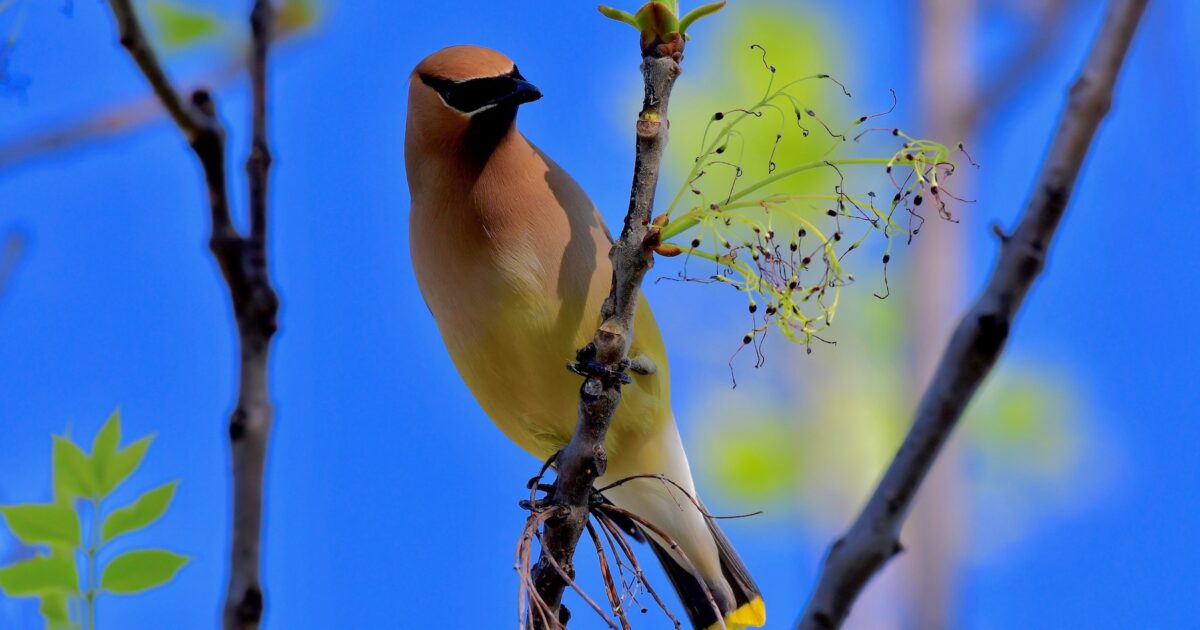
[102,1,280,628]
[795,1,1148,628]
[222,2,277,628]
[530,34,685,627]
[106,0,207,141]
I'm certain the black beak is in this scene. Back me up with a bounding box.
[501,79,542,107]
[420,70,543,115]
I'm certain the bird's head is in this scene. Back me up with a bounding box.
[407,46,542,151]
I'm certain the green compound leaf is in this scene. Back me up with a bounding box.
[102,482,178,543]
[0,503,80,547]
[0,554,79,596]
[91,408,122,497]
[101,549,188,594]
[147,0,223,49]
[52,435,93,500]
[102,435,154,498]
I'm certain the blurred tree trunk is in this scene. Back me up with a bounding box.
[903,0,977,628]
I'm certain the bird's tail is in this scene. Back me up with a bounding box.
[646,514,766,630]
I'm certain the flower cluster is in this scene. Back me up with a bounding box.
[654,48,967,356]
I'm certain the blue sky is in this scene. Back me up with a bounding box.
[1,1,1197,628]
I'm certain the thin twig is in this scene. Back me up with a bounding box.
[221,3,278,628]
[595,512,682,629]
[599,504,725,629]
[795,1,1148,628]
[530,31,686,628]
[586,521,632,630]
[538,531,621,630]
[106,0,205,139]
[102,2,280,628]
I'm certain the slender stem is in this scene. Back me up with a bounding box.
[658,158,891,241]
[727,158,887,205]
[86,497,101,630]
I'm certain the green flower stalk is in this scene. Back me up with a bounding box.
[652,50,964,354]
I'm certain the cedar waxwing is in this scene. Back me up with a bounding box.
[406,45,766,630]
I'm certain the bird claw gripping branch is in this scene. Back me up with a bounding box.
[567,343,633,387]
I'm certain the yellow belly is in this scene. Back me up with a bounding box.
[442,283,671,463]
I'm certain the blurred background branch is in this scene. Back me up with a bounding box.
[0,0,315,171]
[796,0,1148,627]
[0,229,25,306]
[101,0,280,627]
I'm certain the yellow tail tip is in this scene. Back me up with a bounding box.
[705,596,766,629]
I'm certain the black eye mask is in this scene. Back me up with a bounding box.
[420,66,542,114]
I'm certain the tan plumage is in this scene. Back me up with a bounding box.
[406,45,764,629]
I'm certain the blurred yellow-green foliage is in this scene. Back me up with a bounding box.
[664,3,1103,564]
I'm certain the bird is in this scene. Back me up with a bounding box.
[406,45,765,630]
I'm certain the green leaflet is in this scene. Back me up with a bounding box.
[0,554,79,596]
[90,409,123,493]
[101,549,189,595]
[147,0,223,49]
[0,503,80,547]
[40,591,71,625]
[99,435,154,498]
[52,435,92,500]
[102,481,178,543]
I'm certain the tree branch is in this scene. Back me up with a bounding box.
[529,35,685,627]
[222,2,277,628]
[795,1,1147,628]
[103,2,279,628]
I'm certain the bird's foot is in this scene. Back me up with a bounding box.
[567,343,633,384]
[520,451,562,512]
